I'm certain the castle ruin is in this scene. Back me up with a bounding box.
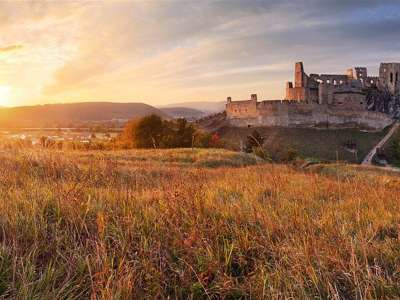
[226,62,398,130]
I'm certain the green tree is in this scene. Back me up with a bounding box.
[175,118,195,147]
[123,115,164,148]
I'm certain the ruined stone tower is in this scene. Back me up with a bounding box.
[379,63,400,97]
[354,67,367,80]
[285,62,310,101]
[295,62,306,87]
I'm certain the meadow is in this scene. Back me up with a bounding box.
[0,148,399,299]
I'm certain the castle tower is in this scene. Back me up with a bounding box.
[379,63,400,96]
[250,94,257,101]
[346,68,354,79]
[295,62,306,88]
[354,67,367,80]
[285,62,309,101]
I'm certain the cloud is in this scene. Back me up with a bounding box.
[0,44,23,53]
[1,1,400,105]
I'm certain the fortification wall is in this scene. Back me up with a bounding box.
[227,102,392,130]
[226,99,257,119]
[285,86,306,101]
[331,92,366,110]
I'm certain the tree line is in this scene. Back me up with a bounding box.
[120,115,223,149]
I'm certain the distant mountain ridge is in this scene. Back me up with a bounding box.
[159,107,207,120]
[160,101,226,114]
[0,102,167,128]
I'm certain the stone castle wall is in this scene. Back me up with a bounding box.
[226,100,393,130]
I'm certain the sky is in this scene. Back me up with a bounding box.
[0,0,399,107]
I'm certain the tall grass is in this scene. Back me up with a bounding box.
[0,148,398,298]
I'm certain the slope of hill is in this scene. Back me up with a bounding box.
[159,107,207,120]
[197,113,391,164]
[160,101,226,114]
[218,126,389,163]
[0,148,399,298]
[380,123,400,166]
[0,102,167,128]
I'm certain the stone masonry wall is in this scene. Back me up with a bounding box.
[226,99,257,119]
[227,101,392,130]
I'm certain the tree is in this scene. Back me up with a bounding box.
[123,115,164,148]
[175,118,195,147]
[121,115,224,149]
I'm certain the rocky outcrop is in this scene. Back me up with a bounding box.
[365,87,400,119]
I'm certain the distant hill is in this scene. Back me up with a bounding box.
[160,107,207,120]
[0,102,167,128]
[160,101,226,114]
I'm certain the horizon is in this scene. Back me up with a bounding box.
[0,99,225,109]
[0,1,399,107]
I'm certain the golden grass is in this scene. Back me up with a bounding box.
[0,148,399,299]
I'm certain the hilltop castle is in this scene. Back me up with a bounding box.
[285,62,399,104]
[225,62,398,130]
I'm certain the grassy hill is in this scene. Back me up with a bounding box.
[218,126,389,163]
[0,148,399,298]
[0,102,167,128]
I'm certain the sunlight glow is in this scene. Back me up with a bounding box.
[0,86,11,106]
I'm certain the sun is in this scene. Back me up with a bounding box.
[0,86,11,106]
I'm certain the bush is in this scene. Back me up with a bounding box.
[252,146,271,161]
[282,148,299,162]
[245,130,265,153]
[389,139,400,166]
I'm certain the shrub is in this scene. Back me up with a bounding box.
[245,130,265,153]
[283,147,299,162]
[389,139,400,165]
[252,146,271,161]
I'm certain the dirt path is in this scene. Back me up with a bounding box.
[362,122,399,165]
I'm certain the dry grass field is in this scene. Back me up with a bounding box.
[0,148,399,299]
